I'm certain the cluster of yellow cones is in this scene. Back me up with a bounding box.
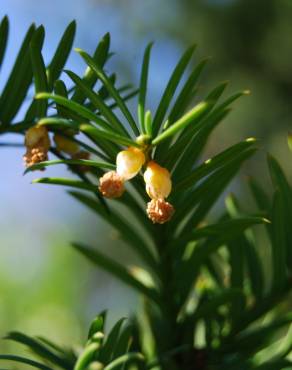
[24,126,174,224]
[23,126,90,171]
[99,147,174,224]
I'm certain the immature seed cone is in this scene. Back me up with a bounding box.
[146,198,174,224]
[25,126,50,150]
[53,133,79,155]
[99,171,125,198]
[23,126,50,167]
[116,147,145,180]
[144,161,172,200]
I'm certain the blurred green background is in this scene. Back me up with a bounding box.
[1,0,292,354]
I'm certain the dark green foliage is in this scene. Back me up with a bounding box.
[0,17,77,130]
[1,18,292,370]
[0,17,133,137]
[1,315,141,370]
[0,21,35,127]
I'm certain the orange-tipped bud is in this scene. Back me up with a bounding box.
[144,161,172,200]
[53,133,80,155]
[146,199,174,224]
[23,126,50,167]
[99,171,125,198]
[23,147,48,167]
[116,147,145,180]
[99,147,145,199]
[144,161,174,223]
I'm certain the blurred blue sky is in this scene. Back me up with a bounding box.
[0,0,188,263]
[0,0,186,222]
[0,0,188,343]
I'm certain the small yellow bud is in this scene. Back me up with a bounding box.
[99,147,145,200]
[136,134,151,147]
[146,199,174,224]
[87,362,104,370]
[144,161,172,200]
[23,126,50,167]
[25,126,50,151]
[144,161,174,223]
[99,171,125,198]
[195,276,212,291]
[116,147,145,180]
[53,133,80,155]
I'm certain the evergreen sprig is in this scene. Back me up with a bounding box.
[1,17,292,370]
